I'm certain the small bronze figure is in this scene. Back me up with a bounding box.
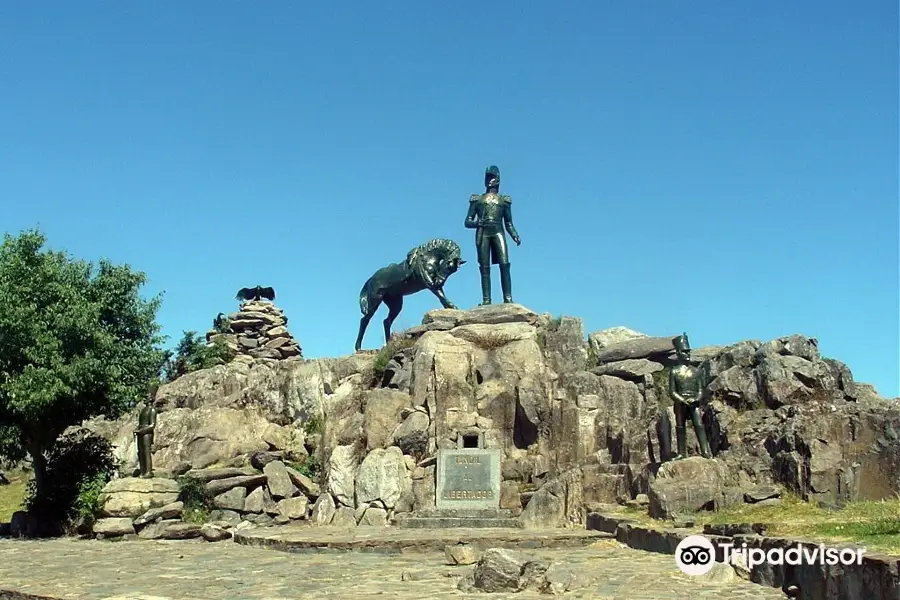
[134,393,158,478]
[236,285,276,302]
[667,333,711,459]
[355,238,466,351]
[464,165,521,304]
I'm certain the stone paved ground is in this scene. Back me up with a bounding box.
[0,536,787,600]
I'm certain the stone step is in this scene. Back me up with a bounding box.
[408,508,514,519]
[395,516,522,529]
[234,525,610,553]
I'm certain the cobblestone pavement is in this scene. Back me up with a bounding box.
[0,537,787,600]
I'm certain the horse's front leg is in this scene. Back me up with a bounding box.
[430,286,457,310]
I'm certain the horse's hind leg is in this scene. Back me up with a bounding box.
[356,303,380,352]
[382,294,403,345]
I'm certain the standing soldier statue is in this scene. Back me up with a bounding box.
[134,390,158,478]
[464,165,521,305]
[666,333,712,460]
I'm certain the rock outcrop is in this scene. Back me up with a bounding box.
[83,303,900,535]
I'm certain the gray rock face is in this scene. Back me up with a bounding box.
[445,543,478,565]
[593,335,678,364]
[200,523,231,542]
[591,358,664,380]
[331,506,357,527]
[99,477,181,518]
[541,316,588,375]
[133,501,184,527]
[588,327,648,353]
[93,517,135,537]
[464,548,547,593]
[326,444,361,507]
[358,506,388,526]
[519,469,583,529]
[392,411,430,456]
[276,496,308,520]
[263,461,296,499]
[310,493,336,525]
[205,474,267,497]
[355,446,410,510]
[648,457,741,519]
[363,390,412,451]
[214,487,247,511]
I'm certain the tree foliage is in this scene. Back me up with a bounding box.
[162,331,235,382]
[0,229,166,499]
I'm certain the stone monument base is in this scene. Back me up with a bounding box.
[394,508,521,529]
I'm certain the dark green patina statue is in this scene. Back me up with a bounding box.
[464,165,521,304]
[662,333,712,460]
[134,394,157,478]
[355,238,465,351]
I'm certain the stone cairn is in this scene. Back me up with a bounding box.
[206,300,302,362]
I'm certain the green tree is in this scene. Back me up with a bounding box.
[0,229,166,503]
[162,331,235,381]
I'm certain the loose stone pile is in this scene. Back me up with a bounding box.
[88,456,329,541]
[206,300,302,362]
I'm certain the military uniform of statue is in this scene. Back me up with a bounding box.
[464,165,521,304]
[134,395,158,478]
[666,333,712,459]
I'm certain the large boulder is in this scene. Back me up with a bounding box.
[355,446,410,510]
[363,390,412,451]
[326,444,362,507]
[518,469,584,528]
[98,477,181,518]
[648,457,741,519]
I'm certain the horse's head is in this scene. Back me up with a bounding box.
[432,257,465,289]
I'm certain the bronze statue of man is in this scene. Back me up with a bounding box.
[464,165,521,304]
[134,394,158,478]
[667,333,712,459]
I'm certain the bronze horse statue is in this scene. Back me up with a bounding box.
[356,238,465,351]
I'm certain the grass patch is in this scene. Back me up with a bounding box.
[372,337,416,380]
[0,475,28,522]
[287,455,323,482]
[606,494,900,555]
[468,331,517,350]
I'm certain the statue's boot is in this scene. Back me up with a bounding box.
[479,266,492,305]
[499,263,513,303]
[674,426,687,460]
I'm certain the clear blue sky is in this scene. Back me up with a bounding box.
[2,2,898,397]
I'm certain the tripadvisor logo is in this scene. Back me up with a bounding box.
[675,535,716,575]
[675,534,866,576]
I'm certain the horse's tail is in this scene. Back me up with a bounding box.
[359,278,372,315]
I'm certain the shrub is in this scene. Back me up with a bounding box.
[289,455,323,482]
[24,430,117,524]
[303,415,324,436]
[372,337,416,380]
[73,472,108,526]
[584,345,599,370]
[177,475,212,523]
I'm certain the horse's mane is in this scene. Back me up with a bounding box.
[406,238,462,287]
[406,238,461,266]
